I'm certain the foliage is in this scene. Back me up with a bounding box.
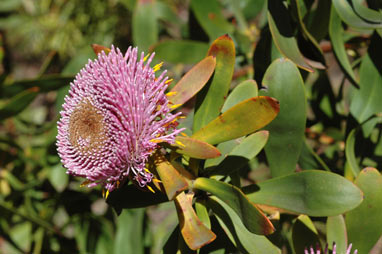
[0,0,382,253]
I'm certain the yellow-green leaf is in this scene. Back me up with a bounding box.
[192,96,279,145]
[174,192,216,250]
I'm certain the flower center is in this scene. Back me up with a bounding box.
[69,99,107,154]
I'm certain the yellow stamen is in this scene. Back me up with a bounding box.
[166,91,177,97]
[144,168,151,173]
[165,79,174,84]
[156,105,161,111]
[178,116,186,119]
[80,180,91,187]
[170,104,182,109]
[105,189,110,199]
[147,185,155,193]
[143,53,150,62]
[117,180,120,188]
[102,188,106,198]
[153,62,163,72]
[153,178,162,183]
[151,139,164,143]
[176,141,186,147]
[181,132,188,137]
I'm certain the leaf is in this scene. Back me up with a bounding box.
[193,177,275,235]
[172,136,221,159]
[190,0,234,40]
[195,200,211,229]
[298,139,331,171]
[261,58,307,177]
[327,215,348,254]
[221,79,258,113]
[346,168,382,254]
[152,40,209,65]
[205,131,269,176]
[267,0,314,72]
[132,0,158,52]
[246,170,363,216]
[193,34,235,132]
[91,44,111,55]
[0,87,39,120]
[292,215,320,254]
[207,197,281,254]
[174,192,216,250]
[1,75,73,98]
[345,128,361,177]
[169,56,216,107]
[151,152,189,200]
[350,54,382,127]
[308,0,331,41]
[204,138,243,169]
[48,164,69,193]
[332,0,382,29]
[329,6,359,87]
[192,96,279,145]
[351,0,382,24]
[290,0,326,69]
[114,209,145,254]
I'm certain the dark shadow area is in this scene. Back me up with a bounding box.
[268,0,295,37]
[106,183,168,215]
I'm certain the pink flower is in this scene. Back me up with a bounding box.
[57,46,184,191]
[305,243,357,254]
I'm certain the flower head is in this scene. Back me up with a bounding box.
[57,46,184,191]
[305,243,358,254]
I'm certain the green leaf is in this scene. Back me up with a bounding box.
[261,58,307,177]
[48,164,69,193]
[327,215,348,254]
[152,40,209,65]
[174,192,216,250]
[172,136,221,159]
[207,197,281,254]
[192,96,279,145]
[308,0,331,41]
[205,131,269,176]
[195,200,211,229]
[190,0,234,40]
[329,6,359,87]
[204,138,243,169]
[350,54,382,126]
[298,139,331,171]
[292,215,320,254]
[246,170,363,216]
[221,79,258,113]
[346,168,382,254]
[151,152,189,200]
[193,34,235,132]
[114,209,145,254]
[267,1,314,72]
[193,177,275,235]
[345,128,361,177]
[9,222,32,253]
[169,56,216,108]
[0,87,39,120]
[1,75,73,98]
[351,0,382,24]
[290,0,326,69]
[332,0,382,29]
[132,0,158,52]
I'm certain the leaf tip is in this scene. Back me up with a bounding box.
[91,44,111,55]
